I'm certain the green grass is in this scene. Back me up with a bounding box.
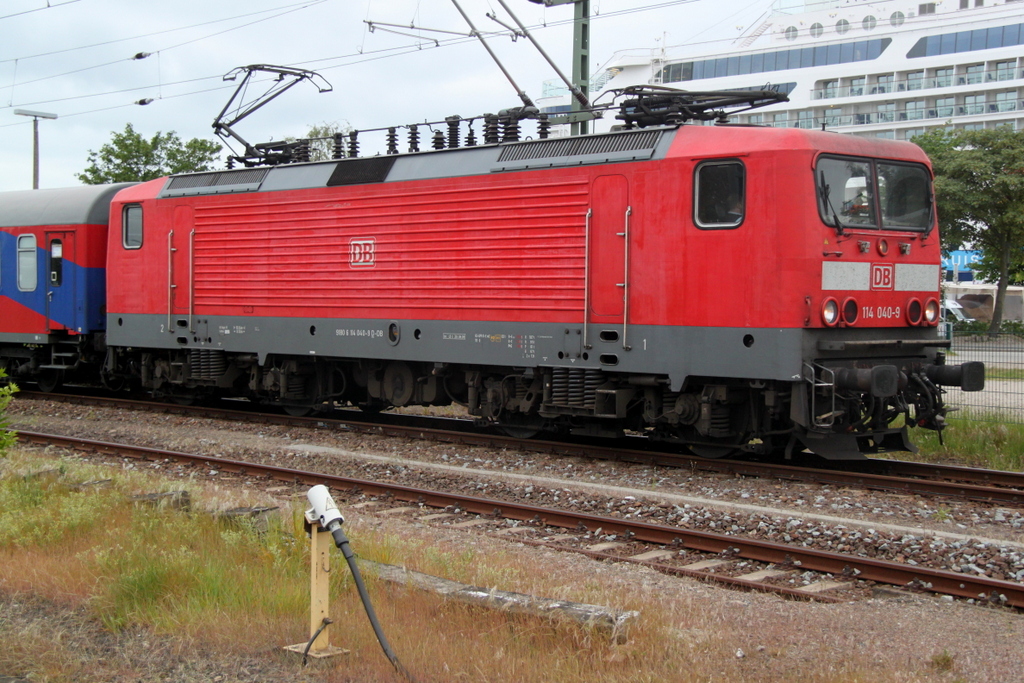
[981,367,1024,381]
[902,415,1024,471]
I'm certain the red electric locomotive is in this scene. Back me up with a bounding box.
[95,113,981,459]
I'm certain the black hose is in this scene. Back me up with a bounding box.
[330,524,418,683]
[301,617,334,667]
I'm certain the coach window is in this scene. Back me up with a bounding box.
[123,204,143,249]
[49,239,63,286]
[694,160,745,229]
[17,235,37,291]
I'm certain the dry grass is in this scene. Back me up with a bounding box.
[0,447,1018,682]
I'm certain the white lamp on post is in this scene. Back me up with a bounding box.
[14,108,58,190]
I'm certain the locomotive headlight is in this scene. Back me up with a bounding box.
[877,239,889,256]
[924,298,940,325]
[842,297,859,325]
[821,298,840,326]
[906,298,923,325]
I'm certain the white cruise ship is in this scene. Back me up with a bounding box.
[541,0,1024,139]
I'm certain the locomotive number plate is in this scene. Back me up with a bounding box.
[862,306,901,319]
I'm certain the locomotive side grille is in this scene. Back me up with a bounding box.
[166,168,269,190]
[549,368,605,409]
[190,349,227,380]
[189,176,589,316]
[497,130,662,162]
[326,157,397,186]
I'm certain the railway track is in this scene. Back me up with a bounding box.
[20,390,1024,506]
[14,429,1024,609]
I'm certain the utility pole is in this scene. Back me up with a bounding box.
[14,109,58,190]
[529,0,591,135]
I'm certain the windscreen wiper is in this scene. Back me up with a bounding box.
[819,171,847,237]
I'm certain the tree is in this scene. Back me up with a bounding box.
[77,123,222,184]
[914,127,1024,334]
[287,121,352,162]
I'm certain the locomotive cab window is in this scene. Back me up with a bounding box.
[17,234,37,291]
[817,156,932,232]
[694,160,745,229]
[123,204,143,249]
[878,162,931,230]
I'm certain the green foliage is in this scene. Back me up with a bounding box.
[0,370,18,458]
[952,318,1024,337]
[913,128,1024,332]
[301,120,351,161]
[77,123,222,184]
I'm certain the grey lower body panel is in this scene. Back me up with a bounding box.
[107,314,807,388]
[0,333,58,344]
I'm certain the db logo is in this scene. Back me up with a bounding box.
[870,263,894,290]
[349,238,376,268]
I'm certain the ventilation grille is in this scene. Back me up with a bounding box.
[327,156,397,186]
[166,168,269,190]
[497,130,662,163]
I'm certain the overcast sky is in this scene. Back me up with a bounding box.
[0,0,766,192]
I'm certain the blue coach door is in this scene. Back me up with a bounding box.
[45,232,75,333]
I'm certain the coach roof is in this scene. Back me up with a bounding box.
[0,183,135,228]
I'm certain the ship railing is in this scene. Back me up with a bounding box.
[812,68,1020,101]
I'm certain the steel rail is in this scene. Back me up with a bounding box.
[18,391,1024,506]
[17,430,1024,609]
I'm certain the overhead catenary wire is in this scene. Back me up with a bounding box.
[0,0,81,22]
[0,0,329,92]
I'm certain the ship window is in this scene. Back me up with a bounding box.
[863,15,877,31]
[810,22,823,38]
[987,26,1003,49]
[1003,24,1020,46]
[694,161,745,230]
[919,3,936,14]
[17,235,37,292]
[123,204,143,249]
[836,19,850,34]
[785,26,798,41]
[879,163,932,230]
[890,11,905,27]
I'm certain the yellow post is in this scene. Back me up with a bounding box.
[284,522,348,659]
[309,525,332,651]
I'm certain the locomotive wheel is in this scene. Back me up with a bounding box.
[687,444,738,458]
[35,369,64,393]
[100,371,126,392]
[358,400,386,413]
[500,425,541,439]
[282,403,313,417]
